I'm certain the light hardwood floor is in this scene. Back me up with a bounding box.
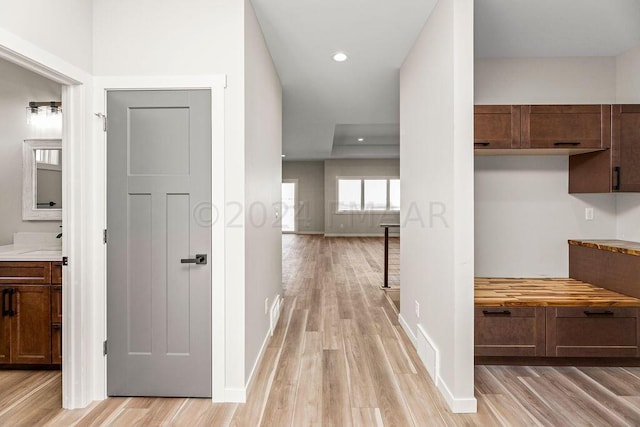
[2,235,640,426]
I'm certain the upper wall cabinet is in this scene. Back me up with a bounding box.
[474,105,521,150]
[569,105,640,193]
[521,105,610,150]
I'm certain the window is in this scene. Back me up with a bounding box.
[364,179,387,210]
[389,179,400,211]
[338,179,362,211]
[337,177,400,212]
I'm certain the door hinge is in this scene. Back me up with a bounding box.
[95,113,107,132]
[103,229,108,244]
[103,340,108,356]
[62,256,68,266]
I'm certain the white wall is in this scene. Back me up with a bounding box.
[0,58,62,245]
[93,0,250,396]
[282,161,325,233]
[0,0,93,72]
[400,0,476,413]
[474,56,620,276]
[615,46,640,241]
[243,0,282,385]
[475,156,617,276]
[324,159,400,235]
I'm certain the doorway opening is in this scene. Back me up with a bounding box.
[282,180,297,233]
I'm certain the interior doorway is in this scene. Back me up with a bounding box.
[282,180,297,233]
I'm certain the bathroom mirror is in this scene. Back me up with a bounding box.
[22,139,62,220]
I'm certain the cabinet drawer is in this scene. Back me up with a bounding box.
[475,307,546,357]
[474,105,521,149]
[522,105,608,149]
[0,262,52,285]
[546,307,640,357]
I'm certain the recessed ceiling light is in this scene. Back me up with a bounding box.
[281,154,286,158]
[358,138,364,142]
[332,52,348,62]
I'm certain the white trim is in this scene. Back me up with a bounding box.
[295,231,325,235]
[437,377,478,413]
[243,328,270,402]
[323,233,399,237]
[398,313,417,347]
[93,75,227,402]
[0,27,91,410]
[399,314,477,414]
[224,388,248,403]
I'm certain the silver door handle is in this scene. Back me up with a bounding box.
[181,254,207,265]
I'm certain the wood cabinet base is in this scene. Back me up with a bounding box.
[475,356,640,367]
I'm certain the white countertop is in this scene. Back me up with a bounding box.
[0,232,62,261]
[0,244,63,261]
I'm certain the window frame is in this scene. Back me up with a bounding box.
[336,176,400,214]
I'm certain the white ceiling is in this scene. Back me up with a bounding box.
[253,0,640,161]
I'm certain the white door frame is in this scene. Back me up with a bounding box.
[0,29,91,409]
[94,76,227,401]
[282,179,298,234]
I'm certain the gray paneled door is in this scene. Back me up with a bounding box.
[107,90,212,397]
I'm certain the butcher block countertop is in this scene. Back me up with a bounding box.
[568,239,640,257]
[475,278,640,307]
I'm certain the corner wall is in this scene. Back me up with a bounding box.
[0,58,62,245]
[399,0,476,413]
[243,0,283,388]
[615,46,640,241]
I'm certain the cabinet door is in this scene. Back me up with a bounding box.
[522,105,609,149]
[52,262,62,285]
[51,285,62,323]
[474,105,521,149]
[613,105,640,192]
[0,287,10,363]
[11,286,51,364]
[546,307,640,357]
[475,307,546,357]
[51,323,62,365]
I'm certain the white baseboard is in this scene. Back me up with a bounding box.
[398,314,477,414]
[242,294,283,403]
[224,387,246,403]
[323,233,400,237]
[398,313,417,347]
[296,231,324,235]
[437,377,478,413]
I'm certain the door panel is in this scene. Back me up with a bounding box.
[12,286,51,364]
[107,90,212,397]
[0,287,10,363]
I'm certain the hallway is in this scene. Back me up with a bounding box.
[2,235,640,425]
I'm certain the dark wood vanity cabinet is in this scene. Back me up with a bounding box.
[475,307,546,357]
[474,105,521,149]
[546,307,640,358]
[522,105,609,149]
[0,261,61,367]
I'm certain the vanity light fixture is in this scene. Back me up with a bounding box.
[26,101,62,127]
[281,154,286,158]
[332,52,348,62]
[358,138,364,142]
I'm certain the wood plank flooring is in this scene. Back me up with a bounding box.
[1,235,640,426]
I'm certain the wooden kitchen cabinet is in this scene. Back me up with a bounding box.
[546,307,640,358]
[569,104,640,193]
[51,323,62,365]
[522,105,610,149]
[474,105,521,150]
[475,307,546,357]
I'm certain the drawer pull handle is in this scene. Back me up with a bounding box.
[474,142,491,147]
[554,141,581,146]
[482,310,511,316]
[584,310,614,316]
